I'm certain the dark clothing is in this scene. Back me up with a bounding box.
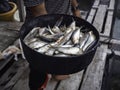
[29,66,47,90]
[24,0,72,20]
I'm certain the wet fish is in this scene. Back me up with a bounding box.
[45,48,55,56]
[71,28,81,44]
[29,41,47,49]
[47,25,55,35]
[24,27,39,41]
[79,33,89,49]
[37,33,64,42]
[54,53,70,57]
[52,26,62,33]
[82,31,96,51]
[25,38,38,45]
[38,27,48,36]
[37,44,51,53]
[56,47,83,55]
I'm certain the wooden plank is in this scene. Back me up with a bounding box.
[56,71,84,90]
[100,36,120,45]
[0,21,23,31]
[80,45,108,90]
[4,61,29,90]
[107,49,120,56]
[86,0,100,23]
[12,66,30,90]
[0,55,14,71]
[108,0,115,10]
[0,22,20,51]
[92,0,100,8]
[104,11,114,36]
[0,59,28,90]
[93,5,108,32]
[87,8,96,23]
[45,78,59,90]
[111,39,120,45]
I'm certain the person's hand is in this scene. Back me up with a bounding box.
[73,9,81,18]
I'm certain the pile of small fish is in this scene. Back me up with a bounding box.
[24,20,96,57]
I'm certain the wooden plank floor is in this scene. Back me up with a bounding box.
[0,0,120,90]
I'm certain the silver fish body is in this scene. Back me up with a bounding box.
[45,48,55,56]
[54,53,70,57]
[25,38,38,45]
[29,41,47,49]
[38,33,64,42]
[37,44,51,54]
[56,47,83,55]
[24,27,39,42]
[71,28,81,44]
[52,26,62,33]
[79,33,89,49]
[82,31,96,51]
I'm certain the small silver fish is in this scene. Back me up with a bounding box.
[79,33,89,49]
[45,48,55,56]
[71,28,81,44]
[38,27,48,36]
[25,38,38,45]
[82,31,96,51]
[37,44,51,53]
[47,25,55,35]
[54,53,70,57]
[29,41,47,49]
[38,33,64,42]
[56,47,83,55]
[52,26,62,33]
[24,27,39,41]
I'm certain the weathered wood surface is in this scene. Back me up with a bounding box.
[108,0,115,10]
[93,5,108,32]
[80,45,108,90]
[56,71,84,90]
[92,0,100,8]
[0,22,22,51]
[104,0,115,36]
[0,58,29,90]
[12,63,30,90]
[0,22,23,90]
[87,0,100,23]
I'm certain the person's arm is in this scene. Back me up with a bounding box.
[71,0,81,17]
[29,2,47,17]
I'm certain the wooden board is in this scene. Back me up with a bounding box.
[0,26,19,51]
[92,0,100,8]
[80,45,108,90]
[104,0,115,36]
[0,59,29,90]
[56,71,84,90]
[93,5,108,32]
[12,66,30,90]
[87,0,100,23]
[87,8,96,23]
[108,0,115,10]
